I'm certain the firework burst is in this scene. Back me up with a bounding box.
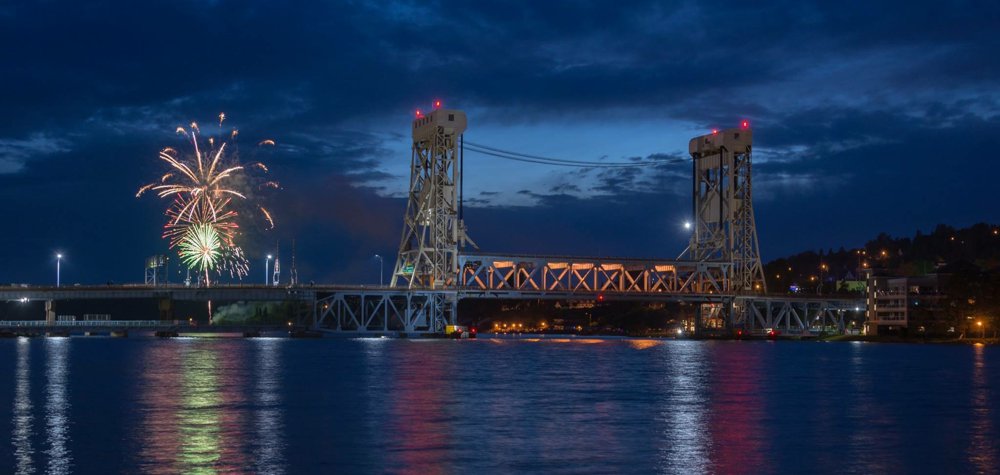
[178,223,221,286]
[138,113,278,283]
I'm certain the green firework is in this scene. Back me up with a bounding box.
[178,223,222,278]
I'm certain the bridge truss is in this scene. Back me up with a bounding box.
[457,253,731,296]
[737,297,860,334]
[313,290,454,334]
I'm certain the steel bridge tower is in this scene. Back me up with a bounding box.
[389,105,475,330]
[681,125,766,295]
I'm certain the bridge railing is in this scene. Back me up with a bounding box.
[457,253,732,296]
[0,320,172,328]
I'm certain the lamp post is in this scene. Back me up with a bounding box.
[374,254,384,286]
[56,253,63,287]
[265,254,273,286]
[978,320,984,339]
[818,263,828,295]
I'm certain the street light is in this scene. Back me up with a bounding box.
[978,320,984,339]
[683,221,692,230]
[265,254,273,285]
[818,263,828,295]
[56,253,63,287]
[374,254,384,286]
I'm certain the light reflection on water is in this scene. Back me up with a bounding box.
[44,338,71,474]
[254,338,285,474]
[178,346,224,470]
[706,342,766,473]
[133,340,277,473]
[1,337,998,473]
[13,338,34,475]
[658,341,709,473]
[969,345,997,473]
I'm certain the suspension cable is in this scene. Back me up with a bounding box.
[463,141,687,168]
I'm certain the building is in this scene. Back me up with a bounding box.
[866,274,949,336]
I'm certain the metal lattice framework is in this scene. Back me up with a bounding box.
[391,108,474,290]
[682,127,766,294]
[457,253,731,297]
[144,255,168,286]
[313,290,455,333]
[738,297,861,334]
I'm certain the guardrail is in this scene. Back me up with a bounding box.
[0,320,171,328]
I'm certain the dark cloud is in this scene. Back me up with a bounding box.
[0,0,998,283]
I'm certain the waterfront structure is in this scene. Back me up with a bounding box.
[866,274,948,335]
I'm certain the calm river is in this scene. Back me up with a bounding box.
[0,336,997,473]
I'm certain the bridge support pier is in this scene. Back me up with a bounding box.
[45,300,56,324]
[693,304,703,337]
[158,297,174,322]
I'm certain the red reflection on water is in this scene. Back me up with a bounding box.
[382,344,454,474]
[707,345,767,473]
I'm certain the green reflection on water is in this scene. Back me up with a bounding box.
[179,346,222,473]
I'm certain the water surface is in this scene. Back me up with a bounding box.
[0,336,997,473]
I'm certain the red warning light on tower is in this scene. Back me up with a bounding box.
[415,109,423,118]
[433,100,442,109]
[741,120,750,129]
[711,129,718,135]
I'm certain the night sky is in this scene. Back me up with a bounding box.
[1,1,998,286]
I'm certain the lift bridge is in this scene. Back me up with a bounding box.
[313,106,862,335]
[2,105,860,335]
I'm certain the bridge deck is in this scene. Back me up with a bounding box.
[0,284,325,301]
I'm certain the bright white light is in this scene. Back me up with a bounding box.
[676,328,683,335]
[267,254,273,259]
[683,221,692,230]
[56,253,63,259]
